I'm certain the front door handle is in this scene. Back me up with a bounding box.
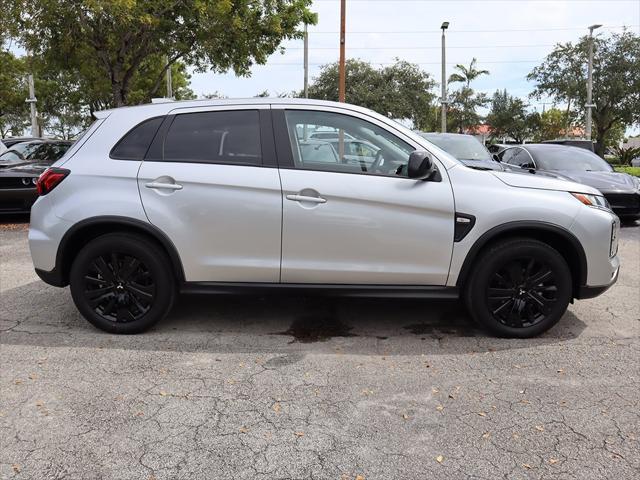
[145,182,183,191]
[286,194,326,204]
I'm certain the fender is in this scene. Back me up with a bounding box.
[38,215,185,287]
[456,220,588,289]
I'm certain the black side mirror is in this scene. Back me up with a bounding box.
[407,150,435,180]
[492,153,501,162]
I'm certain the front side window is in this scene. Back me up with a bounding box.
[163,110,261,165]
[284,110,414,177]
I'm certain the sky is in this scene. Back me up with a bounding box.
[189,0,640,133]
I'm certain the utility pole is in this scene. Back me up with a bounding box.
[25,50,39,137]
[166,56,173,99]
[585,24,602,141]
[338,0,346,102]
[303,23,309,98]
[440,22,449,133]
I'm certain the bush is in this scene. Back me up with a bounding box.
[611,145,640,166]
[614,166,640,177]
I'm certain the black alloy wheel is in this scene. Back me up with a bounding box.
[70,233,175,334]
[465,238,572,338]
[487,257,558,328]
[83,253,155,323]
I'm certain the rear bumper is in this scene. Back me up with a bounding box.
[35,267,67,287]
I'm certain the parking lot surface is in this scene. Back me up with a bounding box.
[1,218,638,480]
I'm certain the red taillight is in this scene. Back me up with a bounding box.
[36,168,70,195]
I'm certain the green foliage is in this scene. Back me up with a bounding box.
[534,108,569,142]
[0,50,28,137]
[446,58,490,133]
[614,166,640,177]
[306,59,437,130]
[16,0,314,107]
[528,31,640,156]
[611,145,640,166]
[486,90,538,143]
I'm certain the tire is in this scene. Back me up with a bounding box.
[464,238,572,338]
[69,233,176,334]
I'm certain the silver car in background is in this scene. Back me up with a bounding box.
[29,99,620,338]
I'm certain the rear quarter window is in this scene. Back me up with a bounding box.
[110,117,164,160]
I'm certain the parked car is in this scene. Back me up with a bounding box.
[487,143,511,155]
[1,137,40,148]
[542,139,594,152]
[419,132,503,171]
[325,138,380,167]
[29,99,619,338]
[499,144,640,221]
[0,140,72,213]
[308,129,355,141]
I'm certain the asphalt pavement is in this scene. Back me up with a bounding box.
[1,218,638,479]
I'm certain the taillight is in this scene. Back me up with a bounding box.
[36,168,70,195]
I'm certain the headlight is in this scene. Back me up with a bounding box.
[570,192,610,211]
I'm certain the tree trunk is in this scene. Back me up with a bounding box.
[595,126,607,158]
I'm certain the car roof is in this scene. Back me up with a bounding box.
[94,98,380,119]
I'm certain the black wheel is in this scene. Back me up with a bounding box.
[70,233,175,334]
[464,238,572,338]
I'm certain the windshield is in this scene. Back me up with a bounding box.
[533,147,613,172]
[420,134,491,162]
[0,142,71,166]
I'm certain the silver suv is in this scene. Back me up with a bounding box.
[29,99,620,337]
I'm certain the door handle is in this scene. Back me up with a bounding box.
[145,182,183,190]
[286,194,326,204]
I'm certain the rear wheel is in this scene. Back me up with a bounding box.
[70,233,175,334]
[464,238,572,338]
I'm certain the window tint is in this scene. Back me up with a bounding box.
[163,110,261,165]
[111,117,163,160]
[284,110,413,177]
[532,147,612,172]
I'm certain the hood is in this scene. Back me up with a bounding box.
[549,170,639,193]
[0,161,49,177]
[491,170,601,195]
[460,159,504,171]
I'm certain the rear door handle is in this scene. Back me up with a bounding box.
[145,182,183,190]
[286,194,326,204]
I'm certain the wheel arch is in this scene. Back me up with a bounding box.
[456,221,587,297]
[53,216,185,287]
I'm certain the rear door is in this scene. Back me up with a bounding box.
[137,105,282,283]
[273,106,456,285]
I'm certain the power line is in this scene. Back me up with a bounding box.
[285,44,556,50]
[306,25,638,34]
[266,60,543,66]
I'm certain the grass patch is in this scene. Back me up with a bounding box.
[614,166,640,177]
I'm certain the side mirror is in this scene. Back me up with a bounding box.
[492,153,501,162]
[407,150,435,180]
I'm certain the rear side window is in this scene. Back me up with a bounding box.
[163,110,261,165]
[110,117,163,160]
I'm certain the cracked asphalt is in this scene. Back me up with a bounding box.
[1,218,639,480]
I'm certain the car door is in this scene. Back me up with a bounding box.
[273,106,455,285]
[137,105,282,283]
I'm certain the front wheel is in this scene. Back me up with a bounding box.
[70,233,176,334]
[464,238,572,338]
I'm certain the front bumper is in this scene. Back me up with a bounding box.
[603,192,640,218]
[0,187,37,213]
[576,264,619,299]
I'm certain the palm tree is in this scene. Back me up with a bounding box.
[448,58,490,88]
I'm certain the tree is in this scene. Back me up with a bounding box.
[0,50,29,137]
[306,59,437,130]
[448,58,490,88]
[528,31,640,156]
[446,58,490,133]
[486,90,541,143]
[15,0,314,107]
[534,108,568,142]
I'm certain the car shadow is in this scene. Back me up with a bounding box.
[1,280,587,355]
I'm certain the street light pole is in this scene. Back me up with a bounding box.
[303,23,309,99]
[440,22,449,133]
[338,0,346,102]
[585,24,602,141]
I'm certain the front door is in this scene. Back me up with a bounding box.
[138,106,282,282]
[274,107,455,285]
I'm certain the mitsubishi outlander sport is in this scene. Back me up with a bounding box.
[29,99,620,337]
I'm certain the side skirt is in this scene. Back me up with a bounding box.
[180,282,459,299]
